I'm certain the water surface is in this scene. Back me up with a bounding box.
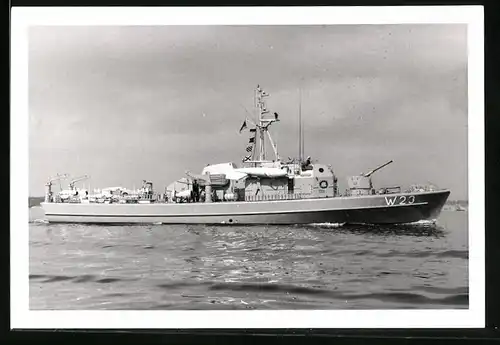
[29,208,468,310]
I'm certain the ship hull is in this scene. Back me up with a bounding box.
[40,190,450,225]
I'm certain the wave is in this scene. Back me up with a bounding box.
[410,219,438,225]
[207,282,468,306]
[308,222,346,228]
[336,223,446,238]
[409,285,469,295]
[376,249,468,259]
[152,280,468,307]
[29,272,469,309]
[29,273,137,284]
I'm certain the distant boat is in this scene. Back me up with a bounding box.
[455,203,466,211]
[40,85,450,225]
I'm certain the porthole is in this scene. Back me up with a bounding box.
[319,168,324,173]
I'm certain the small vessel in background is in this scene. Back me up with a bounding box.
[40,85,450,225]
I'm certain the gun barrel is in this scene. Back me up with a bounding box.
[365,160,393,177]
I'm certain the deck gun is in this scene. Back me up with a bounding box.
[362,160,393,177]
[348,160,393,196]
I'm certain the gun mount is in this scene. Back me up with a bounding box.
[347,160,394,196]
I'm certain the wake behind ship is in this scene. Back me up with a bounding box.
[40,85,450,225]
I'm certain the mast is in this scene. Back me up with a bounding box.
[254,84,262,161]
[298,85,302,162]
[301,100,305,160]
[250,84,279,163]
[258,84,266,161]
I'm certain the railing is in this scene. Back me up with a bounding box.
[52,192,167,204]
[51,192,333,204]
[53,186,434,205]
[244,193,315,202]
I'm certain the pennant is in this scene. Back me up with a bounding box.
[249,136,255,143]
[246,146,253,152]
[274,112,279,120]
[243,155,251,162]
[239,120,247,133]
[249,128,257,133]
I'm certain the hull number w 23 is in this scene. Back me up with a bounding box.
[384,195,416,206]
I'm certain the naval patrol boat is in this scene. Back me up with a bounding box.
[40,85,450,225]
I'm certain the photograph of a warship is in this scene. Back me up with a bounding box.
[41,85,450,225]
[24,18,473,319]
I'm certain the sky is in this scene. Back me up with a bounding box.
[29,25,468,199]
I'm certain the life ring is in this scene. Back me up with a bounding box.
[319,180,328,189]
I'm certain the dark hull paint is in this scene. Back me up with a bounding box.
[41,190,450,225]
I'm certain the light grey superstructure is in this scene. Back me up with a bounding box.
[40,85,450,225]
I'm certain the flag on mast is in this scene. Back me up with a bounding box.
[243,128,256,156]
[239,120,247,133]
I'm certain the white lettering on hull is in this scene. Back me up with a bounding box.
[384,195,416,206]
